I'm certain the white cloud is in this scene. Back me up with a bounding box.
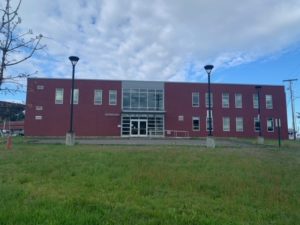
[9,0,300,83]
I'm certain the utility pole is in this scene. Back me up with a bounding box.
[283,79,298,141]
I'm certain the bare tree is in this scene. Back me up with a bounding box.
[0,0,45,93]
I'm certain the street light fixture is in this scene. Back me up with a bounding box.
[204,65,214,136]
[66,56,79,146]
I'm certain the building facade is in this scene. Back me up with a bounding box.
[25,78,288,139]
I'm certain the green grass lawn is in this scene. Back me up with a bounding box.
[0,138,299,225]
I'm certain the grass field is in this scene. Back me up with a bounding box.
[0,138,299,225]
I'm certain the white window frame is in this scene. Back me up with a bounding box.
[178,115,184,121]
[206,110,214,131]
[236,117,244,132]
[109,90,117,105]
[94,89,103,105]
[222,93,229,108]
[192,117,200,131]
[55,88,64,104]
[35,115,42,120]
[253,93,258,109]
[223,117,230,132]
[35,106,43,111]
[192,92,199,107]
[266,95,273,109]
[205,93,213,108]
[70,89,79,104]
[235,93,242,108]
[36,85,44,90]
[267,118,274,132]
[254,116,261,132]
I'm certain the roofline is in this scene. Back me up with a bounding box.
[27,77,285,88]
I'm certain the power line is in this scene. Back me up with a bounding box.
[283,78,298,141]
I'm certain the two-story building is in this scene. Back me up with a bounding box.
[25,78,288,139]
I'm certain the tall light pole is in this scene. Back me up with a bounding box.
[255,86,262,137]
[204,65,214,137]
[283,79,298,141]
[66,56,79,146]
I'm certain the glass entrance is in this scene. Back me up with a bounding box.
[130,119,147,136]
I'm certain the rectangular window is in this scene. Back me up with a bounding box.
[35,115,42,120]
[35,106,43,111]
[236,117,244,132]
[222,93,229,108]
[267,118,274,132]
[206,110,213,131]
[235,93,242,108]
[223,117,230,132]
[254,116,261,132]
[192,92,199,107]
[36,85,44,90]
[253,94,259,109]
[205,93,213,108]
[192,117,200,131]
[55,88,64,104]
[109,90,117,105]
[178,115,184,121]
[70,89,79,104]
[94,89,103,105]
[266,95,273,109]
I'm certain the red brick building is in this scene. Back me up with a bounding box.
[25,78,288,139]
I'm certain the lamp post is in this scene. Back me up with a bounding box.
[255,85,264,144]
[204,65,214,136]
[66,56,79,146]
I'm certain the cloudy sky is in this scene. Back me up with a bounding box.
[1,0,300,127]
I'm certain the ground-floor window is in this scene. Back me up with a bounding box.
[254,116,261,132]
[223,117,230,132]
[192,117,200,131]
[267,118,274,132]
[121,114,164,137]
[236,117,244,132]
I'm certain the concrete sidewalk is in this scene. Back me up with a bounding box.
[30,137,255,147]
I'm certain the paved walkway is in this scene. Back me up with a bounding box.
[31,137,256,147]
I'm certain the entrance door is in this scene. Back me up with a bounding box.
[130,119,147,136]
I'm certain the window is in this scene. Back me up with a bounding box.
[55,88,64,104]
[267,118,274,132]
[94,89,103,105]
[236,117,244,132]
[205,93,213,108]
[223,117,230,132]
[35,106,43,111]
[192,117,200,131]
[235,93,242,108]
[178,115,184,121]
[35,115,42,120]
[36,85,44,90]
[109,90,117,105]
[70,89,79,104]
[122,89,164,111]
[254,116,261,132]
[206,110,213,131]
[266,95,273,109]
[192,92,199,107]
[222,93,229,108]
[253,94,259,109]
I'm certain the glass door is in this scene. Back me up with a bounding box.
[130,119,147,136]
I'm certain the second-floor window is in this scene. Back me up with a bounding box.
[235,93,242,108]
[266,95,273,109]
[205,93,213,108]
[94,90,103,105]
[192,92,199,107]
[109,90,117,105]
[70,89,79,104]
[222,93,229,108]
[55,88,64,104]
[253,93,259,109]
